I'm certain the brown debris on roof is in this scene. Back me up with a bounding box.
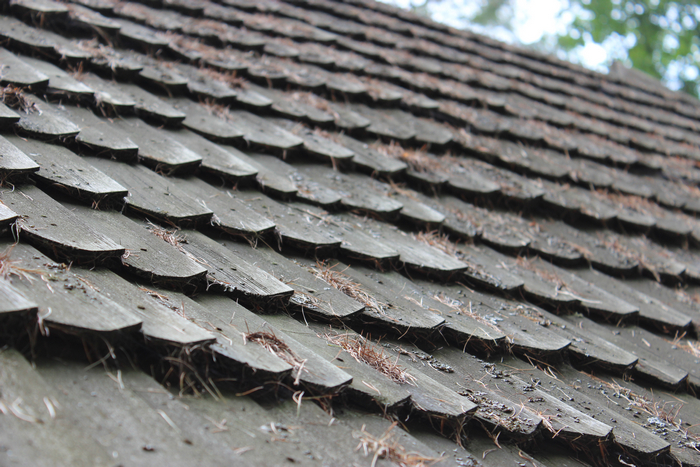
[312,260,387,315]
[0,245,46,281]
[0,85,38,114]
[324,332,416,385]
[146,220,186,251]
[2,0,700,464]
[354,421,442,467]
[245,330,306,383]
[371,141,443,174]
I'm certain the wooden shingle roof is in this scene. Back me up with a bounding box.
[1,0,700,465]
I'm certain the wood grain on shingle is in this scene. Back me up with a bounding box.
[0,201,18,230]
[191,293,294,378]
[113,81,186,124]
[59,106,139,161]
[1,185,125,264]
[74,74,134,114]
[0,134,39,176]
[0,47,48,88]
[336,134,406,175]
[232,152,299,199]
[281,318,413,412]
[308,258,445,333]
[2,242,141,333]
[15,94,81,140]
[19,56,94,102]
[81,267,215,345]
[7,136,127,205]
[269,118,355,162]
[0,101,21,127]
[377,272,506,349]
[227,191,340,254]
[171,177,276,238]
[65,204,207,288]
[228,310,354,393]
[179,229,294,308]
[112,118,202,174]
[224,241,364,320]
[168,98,246,143]
[0,280,37,316]
[86,157,213,227]
[165,129,257,183]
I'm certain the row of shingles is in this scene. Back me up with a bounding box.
[284,0,700,126]
[503,355,700,467]
[394,266,698,464]
[69,1,700,225]
[52,21,700,458]
[257,215,698,463]
[0,96,469,466]
[0,2,672,460]
[1,12,696,358]
[0,71,375,396]
[316,7,700,161]
[0,5,462,252]
[0,17,680,231]
[269,258,681,464]
[274,0,700,143]
[0,49,356,397]
[54,0,700,171]
[0,4,444,163]
[76,0,700,424]
[15,0,700,222]
[0,44,508,430]
[8,0,696,402]
[149,26,700,259]
[58,0,700,174]
[160,0,700,165]
[121,97,598,373]
[354,134,700,288]
[0,125,364,401]
[0,21,416,292]
[259,192,679,381]
[61,157,496,440]
[306,173,700,394]
[71,12,700,378]
[416,187,700,339]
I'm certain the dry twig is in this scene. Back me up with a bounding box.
[324,333,415,385]
[312,261,386,315]
[354,422,442,467]
[0,85,37,114]
[244,331,306,385]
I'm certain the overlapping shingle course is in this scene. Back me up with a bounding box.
[1,0,700,465]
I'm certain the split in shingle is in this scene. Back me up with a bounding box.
[224,241,364,320]
[169,177,276,239]
[112,117,202,174]
[2,241,141,334]
[177,229,295,308]
[1,185,125,264]
[60,105,139,161]
[65,204,208,288]
[0,134,40,177]
[7,136,127,205]
[14,94,81,140]
[86,157,213,227]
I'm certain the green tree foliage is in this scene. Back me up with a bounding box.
[560,0,700,96]
[462,0,700,96]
